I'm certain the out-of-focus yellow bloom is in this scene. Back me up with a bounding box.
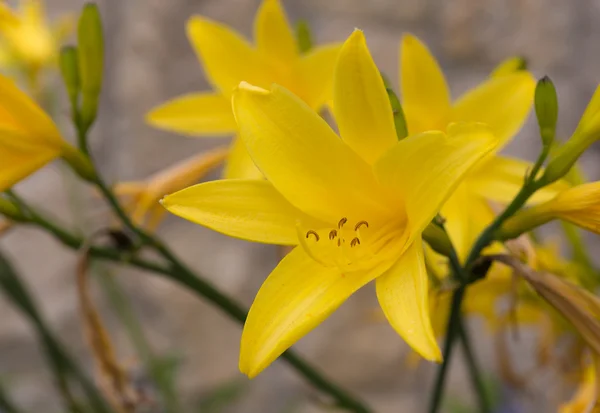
[114,146,228,231]
[499,181,600,240]
[560,361,600,413]
[162,31,501,378]
[545,85,600,183]
[399,34,566,259]
[0,73,90,190]
[147,0,341,180]
[0,0,72,74]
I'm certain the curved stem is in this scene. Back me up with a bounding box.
[19,204,371,413]
[458,320,490,413]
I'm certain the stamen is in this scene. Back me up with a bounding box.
[337,238,341,247]
[350,237,361,247]
[354,221,369,231]
[306,230,319,241]
[338,217,348,229]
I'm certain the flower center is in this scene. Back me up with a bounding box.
[298,217,401,271]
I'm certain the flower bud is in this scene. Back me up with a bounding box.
[543,85,600,184]
[534,76,558,147]
[295,20,312,54]
[77,3,104,132]
[385,86,408,140]
[59,46,80,113]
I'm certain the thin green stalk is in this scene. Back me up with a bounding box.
[17,201,371,413]
[457,321,490,413]
[0,382,24,413]
[0,249,111,413]
[428,287,465,413]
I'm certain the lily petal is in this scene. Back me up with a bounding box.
[400,34,451,134]
[376,238,442,362]
[187,16,267,95]
[233,82,391,223]
[490,56,527,78]
[223,136,263,180]
[375,123,499,242]
[254,0,297,63]
[240,247,394,377]
[0,128,61,191]
[146,92,236,136]
[161,179,320,245]
[333,30,397,164]
[0,74,61,143]
[296,43,341,109]
[468,155,570,205]
[442,184,496,260]
[452,72,535,147]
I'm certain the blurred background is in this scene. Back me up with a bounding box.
[2,0,600,412]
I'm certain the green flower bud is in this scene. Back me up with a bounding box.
[295,20,313,54]
[534,76,558,147]
[543,85,600,184]
[59,46,80,115]
[385,86,408,140]
[77,3,104,132]
[422,223,453,257]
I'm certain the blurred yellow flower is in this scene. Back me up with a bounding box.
[162,30,501,377]
[0,0,72,76]
[0,72,88,190]
[114,146,228,231]
[147,0,341,180]
[499,181,600,239]
[399,34,565,259]
[560,361,600,413]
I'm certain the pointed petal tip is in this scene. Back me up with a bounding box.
[347,28,366,44]
[401,32,420,46]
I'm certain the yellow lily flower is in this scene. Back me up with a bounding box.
[113,146,228,231]
[0,0,72,75]
[399,34,564,258]
[162,30,501,377]
[147,0,341,179]
[0,72,88,190]
[560,360,600,413]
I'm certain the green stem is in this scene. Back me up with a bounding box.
[457,321,490,413]
[18,204,371,413]
[0,248,111,413]
[0,382,24,413]
[428,287,465,413]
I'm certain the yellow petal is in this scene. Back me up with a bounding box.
[490,56,526,78]
[187,16,267,96]
[375,123,499,241]
[253,0,297,63]
[161,179,321,245]
[400,33,451,134]
[376,238,441,362]
[296,43,341,109]
[442,184,496,261]
[574,85,600,138]
[223,135,263,180]
[232,82,391,223]
[240,247,393,377]
[146,92,236,136]
[540,181,600,234]
[452,72,535,147]
[0,128,60,190]
[333,30,397,164]
[0,74,61,144]
[468,155,570,204]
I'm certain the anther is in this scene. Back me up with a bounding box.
[350,237,361,247]
[306,230,319,241]
[354,221,369,231]
[338,217,348,229]
[329,229,337,240]
[337,238,341,247]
